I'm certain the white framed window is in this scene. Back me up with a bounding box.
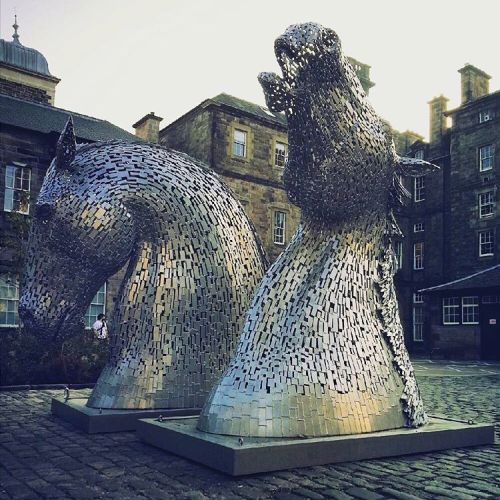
[84,283,106,329]
[413,305,424,342]
[443,297,460,325]
[479,110,492,123]
[413,222,424,233]
[414,176,425,202]
[4,164,31,214]
[479,230,494,256]
[479,191,495,218]
[273,210,286,245]
[0,273,19,327]
[462,296,479,324]
[233,129,247,157]
[414,150,424,160]
[483,295,500,304]
[394,240,403,270]
[413,242,424,270]
[274,141,288,167]
[413,293,423,303]
[479,145,493,172]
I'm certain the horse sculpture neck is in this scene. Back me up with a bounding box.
[199,212,426,437]
[62,142,266,410]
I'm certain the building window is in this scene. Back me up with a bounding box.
[413,305,424,342]
[273,210,286,245]
[4,165,31,214]
[479,145,493,172]
[414,176,425,202]
[394,240,403,270]
[274,141,288,167]
[84,283,106,329]
[0,273,19,327]
[413,222,424,233]
[413,242,424,270]
[479,230,494,256]
[233,129,247,157]
[479,110,492,123]
[413,293,423,303]
[462,296,479,324]
[442,297,460,325]
[479,191,495,218]
[414,150,424,160]
[483,295,500,304]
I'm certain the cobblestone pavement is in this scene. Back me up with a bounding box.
[0,366,498,499]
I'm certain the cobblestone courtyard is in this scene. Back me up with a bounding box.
[0,363,498,499]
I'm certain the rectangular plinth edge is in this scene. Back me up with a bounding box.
[137,417,495,476]
[51,397,200,434]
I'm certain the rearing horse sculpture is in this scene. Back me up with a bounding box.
[198,23,437,437]
[19,119,266,409]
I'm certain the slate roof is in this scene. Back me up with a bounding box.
[0,94,136,142]
[420,264,500,293]
[210,93,287,127]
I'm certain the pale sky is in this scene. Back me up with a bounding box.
[1,0,499,140]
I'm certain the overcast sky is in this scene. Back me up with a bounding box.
[1,0,499,140]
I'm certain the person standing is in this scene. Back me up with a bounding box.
[92,313,108,339]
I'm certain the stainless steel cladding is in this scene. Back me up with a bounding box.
[19,118,266,410]
[198,23,437,437]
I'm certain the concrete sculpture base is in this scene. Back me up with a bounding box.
[51,397,199,434]
[137,416,494,476]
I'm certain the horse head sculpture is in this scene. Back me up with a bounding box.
[19,118,266,409]
[199,23,438,437]
[20,119,135,338]
[259,22,437,222]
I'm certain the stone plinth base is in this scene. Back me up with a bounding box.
[51,397,200,433]
[137,416,495,476]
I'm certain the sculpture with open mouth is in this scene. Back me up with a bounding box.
[198,22,437,438]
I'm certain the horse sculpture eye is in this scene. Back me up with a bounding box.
[35,203,55,223]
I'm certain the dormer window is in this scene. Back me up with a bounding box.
[414,150,424,160]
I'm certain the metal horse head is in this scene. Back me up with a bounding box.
[19,118,135,339]
[259,22,437,223]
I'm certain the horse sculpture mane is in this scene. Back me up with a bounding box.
[20,119,266,409]
[198,23,437,437]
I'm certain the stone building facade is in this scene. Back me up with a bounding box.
[0,23,135,333]
[159,93,300,262]
[394,64,500,359]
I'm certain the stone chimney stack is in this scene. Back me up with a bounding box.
[458,64,491,104]
[133,112,163,143]
[347,57,375,96]
[428,95,448,144]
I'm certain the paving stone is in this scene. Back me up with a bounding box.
[378,488,423,500]
[322,491,355,500]
[346,487,384,500]
[0,373,498,499]
[291,486,325,499]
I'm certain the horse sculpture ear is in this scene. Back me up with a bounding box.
[56,116,77,171]
[395,155,439,177]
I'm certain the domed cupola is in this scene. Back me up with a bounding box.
[0,16,60,105]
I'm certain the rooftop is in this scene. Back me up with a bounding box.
[0,17,56,79]
[0,93,136,142]
[420,264,500,293]
[210,92,287,126]
[160,92,287,135]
